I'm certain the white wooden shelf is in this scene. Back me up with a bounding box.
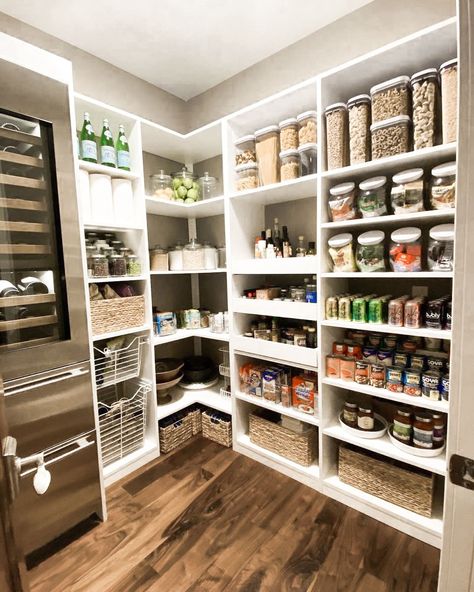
[92,324,151,342]
[156,382,232,420]
[235,391,319,425]
[321,209,455,229]
[232,256,317,275]
[322,378,449,413]
[233,335,317,369]
[153,328,230,346]
[88,275,148,283]
[321,271,454,279]
[321,319,451,340]
[78,160,141,180]
[84,222,143,232]
[150,268,226,275]
[233,298,318,321]
[146,195,225,218]
[229,174,317,205]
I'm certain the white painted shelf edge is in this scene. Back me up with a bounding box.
[156,383,232,420]
[321,319,452,340]
[233,298,318,321]
[321,209,455,229]
[78,159,141,180]
[235,391,319,425]
[153,328,230,345]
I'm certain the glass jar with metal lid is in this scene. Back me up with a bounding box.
[356,230,386,272]
[430,161,456,210]
[91,253,109,278]
[357,405,375,431]
[298,143,317,176]
[393,408,412,443]
[413,412,434,449]
[149,246,169,272]
[172,167,200,203]
[428,223,455,271]
[389,227,422,272]
[126,254,141,276]
[183,238,205,270]
[347,94,371,164]
[109,253,127,276]
[390,168,425,214]
[358,176,387,218]
[169,241,184,271]
[325,102,348,170]
[198,172,217,200]
[328,182,357,221]
[279,118,299,150]
[410,68,439,150]
[328,233,357,272]
[86,245,97,277]
[150,170,173,200]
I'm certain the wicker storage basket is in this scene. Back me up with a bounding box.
[188,406,202,435]
[90,295,145,336]
[159,414,193,454]
[249,410,317,466]
[338,445,434,517]
[202,410,232,447]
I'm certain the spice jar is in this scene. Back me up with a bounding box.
[328,233,357,272]
[328,182,357,221]
[169,242,184,271]
[150,170,173,200]
[202,242,218,270]
[411,68,439,150]
[391,168,425,214]
[370,75,411,123]
[347,94,371,164]
[297,110,317,144]
[357,405,375,431]
[150,246,169,272]
[325,103,348,170]
[430,162,456,209]
[389,227,422,272]
[298,143,317,176]
[235,163,259,192]
[358,176,388,218]
[255,125,280,185]
[91,253,109,278]
[428,223,454,271]
[356,230,386,272]
[183,238,204,270]
[413,413,434,449]
[343,401,358,427]
[126,254,141,276]
[432,413,446,448]
[279,149,300,181]
[371,115,411,159]
[279,118,299,150]
[439,58,458,144]
[393,409,412,443]
[234,134,256,166]
[109,253,127,276]
[198,172,217,200]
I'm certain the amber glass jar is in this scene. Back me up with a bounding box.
[413,413,434,449]
[357,406,374,431]
[393,409,412,443]
[343,401,358,427]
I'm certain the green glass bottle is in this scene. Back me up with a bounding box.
[100,119,116,168]
[116,124,130,171]
[80,112,97,163]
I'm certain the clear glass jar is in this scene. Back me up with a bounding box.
[358,176,387,218]
[328,182,357,221]
[279,149,300,181]
[356,230,386,272]
[235,163,259,192]
[370,75,411,123]
[126,254,141,276]
[325,103,348,170]
[149,246,169,271]
[371,115,411,159]
[430,162,456,210]
[411,68,439,150]
[217,245,226,268]
[109,253,127,276]
[428,224,454,271]
[389,227,422,272]
[172,167,200,203]
[328,233,357,272]
[391,168,425,214]
[440,58,458,144]
[297,143,317,176]
[150,170,173,200]
[294,287,306,302]
[279,118,299,150]
[183,238,204,270]
[91,253,109,277]
[297,110,317,144]
[169,242,184,271]
[255,125,280,185]
[86,245,97,277]
[198,172,218,200]
[234,134,256,166]
[348,94,371,164]
[202,241,218,270]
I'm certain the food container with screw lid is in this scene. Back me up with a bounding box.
[328,182,357,222]
[255,125,280,185]
[430,161,456,209]
[358,176,388,218]
[439,58,458,144]
[410,68,439,150]
[325,103,348,170]
[428,223,454,271]
[328,233,357,272]
[298,143,317,176]
[279,118,299,150]
[371,115,411,160]
[296,110,318,144]
[356,230,386,272]
[234,134,256,166]
[389,227,422,272]
[235,162,259,192]
[347,94,371,164]
[391,168,425,214]
[370,75,411,123]
[150,246,169,272]
[279,149,300,181]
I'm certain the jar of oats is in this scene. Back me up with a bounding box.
[411,68,439,150]
[347,94,371,164]
[235,163,259,192]
[279,118,299,150]
[325,102,348,170]
[255,125,280,185]
[370,75,411,123]
[439,58,458,144]
[279,149,300,181]
[296,110,317,145]
[370,115,411,160]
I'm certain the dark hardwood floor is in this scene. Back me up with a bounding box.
[28,438,440,592]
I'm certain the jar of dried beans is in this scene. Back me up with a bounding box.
[411,68,439,150]
[439,58,458,144]
[325,103,348,170]
[347,94,371,164]
[279,118,298,150]
[255,125,280,185]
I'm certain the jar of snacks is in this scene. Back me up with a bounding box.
[279,149,300,181]
[126,254,141,276]
[234,134,256,166]
[347,94,371,164]
[150,170,173,200]
[393,408,412,443]
[358,176,388,218]
[297,110,317,144]
[413,413,434,449]
[150,246,169,272]
[325,103,348,170]
[370,115,411,159]
[279,118,299,150]
[328,233,357,272]
[235,163,259,192]
[183,238,204,270]
[430,162,456,209]
[370,75,411,123]
[428,224,455,271]
[328,182,357,221]
[390,168,425,215]
[298,143,317,176]
[169,242,184,271]
[255,125,280,185]
[109,253,127,276]
[389,227,422,272]
[356,230,386,272]
[410,68,439,150]
[92,253,108,277]
[439,58,458,144]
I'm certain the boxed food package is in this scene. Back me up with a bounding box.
[262,367,282,403]
[154,311,177,336]
[239,363,266,397]
[292,373,318,415]
[256,287,281,300]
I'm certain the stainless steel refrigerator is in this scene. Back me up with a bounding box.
[0,58,101,555]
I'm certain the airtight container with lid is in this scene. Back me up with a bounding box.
[391,168,425,214]
[296,110,318,144]
[370,75,411,123]
[150,170,173,200]
[328,233,357,272]
[183,238,204,270]
[328,182,357,222]
[279,118,299,150]
[410,68,439,150]
[169,241,184,271]
[235,162,259,192]
[255,125,280,185]
[439,58,458,144]
[371,115,411,159]
[347,94,371,164]
[298,143,317,176]
[198,172,217,200]
[279,149,300,181]
[150,246,169,272]
[389,227,422,272]
[430,161,456,209]
[428,223,455,271]
[325,103,348,170]
[356,230,386,272]
[234,134,256,166]
[358,176,388,218]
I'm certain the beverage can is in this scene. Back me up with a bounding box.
[368,298,384,324]
[338,296,352,321]
[352,298,367,323]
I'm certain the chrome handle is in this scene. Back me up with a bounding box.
[2,436,52,497]
[2,435,20,501]
[5,367,89,396]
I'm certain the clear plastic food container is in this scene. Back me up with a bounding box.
[279,118,299,150]
[325,103,348,170]
[183,238,205,270]
[328,182,357,221]
[255,125,280,185]
[150,170,173,200]
[234,134,256,166]
[347,94,371,164]
[410,68,439,150]
[296,110,317,145]
[430,161,456,210]
[298,143,317,176]
[172,167,200,203]
[439,58,458,144]
[358,176,388,218]
[389,227,422,272]
[370,75,411,123]
[428,224,454,271]
[235,163,259,192]
[356,230,386,272]
[391,168,425,214]
[371,115,411,160]
[279,149,300,181]
[328,233,357,272]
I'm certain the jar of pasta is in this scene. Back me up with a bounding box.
[235,163,259,192]
[347,94,371,164]
[328,233,357,272]
[325,103,348,170]
[234,134,256,166]
[296,110,317,144]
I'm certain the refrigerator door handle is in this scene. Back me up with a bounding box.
[5,367,89,397]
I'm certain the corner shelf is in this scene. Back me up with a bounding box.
[153,328,230,346]
[156,382,232,421]
[145,195,225,218]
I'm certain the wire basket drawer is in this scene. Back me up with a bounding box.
[94,335,148,389]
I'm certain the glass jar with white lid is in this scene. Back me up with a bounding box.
[428,224,455,271]
[297,110,318,144]
[389,227,422,272]
[356,230,386,272]
[391,168,425,215]
[328,233,357,272]
[358,176,388,218]
[279,118,299,150]
[234,134,256,166]
[328,182,357,221]
[430,162,456,210]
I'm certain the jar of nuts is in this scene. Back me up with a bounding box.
[325,103,348,170]
[411,68,439,150]
[234,134,256,166]
[235,163,259,192]
[296,110,317,145]
[279,149,300,181]
[439,58,458,144]
[370,75,411,123]
[279,118,298,150]
[370,115,411,160]
[347,94,371,164]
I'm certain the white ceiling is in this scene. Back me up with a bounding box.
[0,0,373,100]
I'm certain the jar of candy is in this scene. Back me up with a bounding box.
[358,176,388,218]
[428,224,455,271]
[328,233,357,272]
[328,182,357,221]
[389,227,422,272]
[356,230,386,272]
[430,162,456,210]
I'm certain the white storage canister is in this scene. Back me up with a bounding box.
[169,242,184,271]
[89,173,114,224]
[77,168,91,223]
[202,242,218,270]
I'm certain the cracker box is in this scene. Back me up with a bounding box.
[292,374,318,415]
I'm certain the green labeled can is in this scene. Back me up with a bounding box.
[368,297,384,324]
[352,297,367,323]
